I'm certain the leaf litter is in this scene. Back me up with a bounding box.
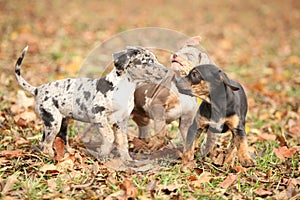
[1,0,300,199]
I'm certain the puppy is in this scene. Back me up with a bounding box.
[15,46,167,161]
[131,42,212,151]
[171,42,213,76]
[176,64,256,167]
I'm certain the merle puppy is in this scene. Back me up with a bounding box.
[176,64,256,167]
[132,40,214,151]
[15,46,167,161]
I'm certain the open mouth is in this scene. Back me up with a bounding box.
[171,59,183,66]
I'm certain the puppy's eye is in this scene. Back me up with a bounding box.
[190,72,201,84]
[187,54,194,60]
[148,59,153,65]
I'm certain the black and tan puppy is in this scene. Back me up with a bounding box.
[176,64,256,167]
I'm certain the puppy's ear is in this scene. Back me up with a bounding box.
[126,46,143,55]
[184,36,202,47]
[113,50,130,69]
[199,52,212,65]
[219,71,240,91]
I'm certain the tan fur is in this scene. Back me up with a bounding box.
[191,81,210,102]
[225,115,240,130]
[165,93,180,111]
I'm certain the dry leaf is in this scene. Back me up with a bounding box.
[47,178,57,192]
[273,146,297,161]
[40,164,58,173]
[234,165,246,173]
[189,172,212,188]
[53,137,65,161]
[0,149,23,158]
[119,178,138,199]
[219,174,238,189]
[14,137,29,146]
[57,158,74,171]
[2,175,18,194]
[258,133,277,141]
[288,121,300,139]
[104,158,128,171]
[146,179,159,192]
[193,168,204,175]
[254,188,272,196]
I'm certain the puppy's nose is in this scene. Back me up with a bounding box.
[172,53,177,59]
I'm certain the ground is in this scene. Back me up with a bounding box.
[0,0,299,199]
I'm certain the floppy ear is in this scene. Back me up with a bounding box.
[184,36,201,46]
[219,71,240,91]
[113,50,130,70]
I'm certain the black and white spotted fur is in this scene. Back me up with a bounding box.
[15,46,168,161]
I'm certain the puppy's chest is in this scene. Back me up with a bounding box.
[109,79,136,111]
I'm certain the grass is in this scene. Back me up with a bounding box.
[1,0,299,199]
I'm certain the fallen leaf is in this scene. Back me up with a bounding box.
[57,157,74,171]
[186,175,198,182]
[47,178,57,192]
[40,164,58,173]
[254,188,272,196]
[132,137,147,148]
[276,135,288,147]
[234,165,246,173]
[146,178,159,192]
[2,175,18,194]
[119,178,138,199]
[193,167,203,175]
[0,149,23,158]
[14,137,29,146]
[53,137,65,161]
[273,146,297,161]
[219,174,238,189]
[258,133,277,141]
[274,189,298,200]
[188,172,212,188]
[288,120,300,139]
[14,111,37,127]
[104,158,129,171]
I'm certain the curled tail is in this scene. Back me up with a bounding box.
[15,46,37,96]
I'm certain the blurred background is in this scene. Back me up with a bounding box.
[1,0,299,147]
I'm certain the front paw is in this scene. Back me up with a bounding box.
[239,156,257,167]
[200,146,210,158]
[99,142,113,158]
[40,142,55,158]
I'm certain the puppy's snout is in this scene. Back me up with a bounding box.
[172,53,178,59]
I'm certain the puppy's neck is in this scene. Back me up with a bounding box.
[105,68,129,85]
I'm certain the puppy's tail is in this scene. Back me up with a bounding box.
[15,46,37,96]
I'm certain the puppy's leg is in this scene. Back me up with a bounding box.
[113,119,132,161]
[148,104,167,151]
[178,113,195,146]
[132,112,151,140]
[97,118,114,158]
[182,119,198,164]
[226,128,256,167]
[40,109,62,158]
[200,129,216,158]
[56,117,70,152]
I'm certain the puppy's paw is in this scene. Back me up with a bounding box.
[99,142,113,157]
[40,143,55,158]
[180,161,196,173]
[239,157,257,167]
[119,151,133,162]
[200,146,211,158]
